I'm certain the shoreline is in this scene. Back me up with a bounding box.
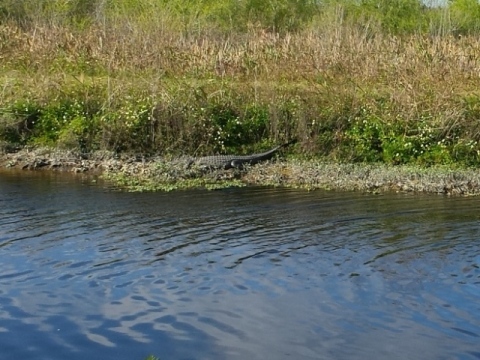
[1,147,480,195]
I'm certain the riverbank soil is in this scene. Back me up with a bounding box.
[2,147,480,195]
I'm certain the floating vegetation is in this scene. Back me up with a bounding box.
[102,158,248,192]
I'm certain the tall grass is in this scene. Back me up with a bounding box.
[1,0,480,165]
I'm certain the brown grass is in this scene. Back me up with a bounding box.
[2,21,479,97]
[2,19,480,156]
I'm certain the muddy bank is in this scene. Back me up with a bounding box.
[2,147,480,195]
[0,147,149,174]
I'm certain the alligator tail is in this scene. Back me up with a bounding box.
[281,138,297,148]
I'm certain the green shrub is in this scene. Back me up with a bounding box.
[342,0,428,35]
[448,0,480,35]
[342,110,463,165]
[236,0,318,32]
[57,114,99,152]
[0,0,99,27]
[99,95,156,153]
[0,89,103,151]
[207,103,268,151]
[0,100,41,145]
[451,139,480,166]
[343,107,384,162]
[4,0,480,37]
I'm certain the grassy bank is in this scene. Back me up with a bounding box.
[3,147,479,195]
[104,159,480,195]
[1,0,480,167]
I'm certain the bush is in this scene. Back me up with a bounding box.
[342,0,428,35]
[449,0,480,35]
[0,100,40,145]
[99,96,156,153]
[237,0,318,32]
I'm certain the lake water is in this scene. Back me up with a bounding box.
[0,170,479,360]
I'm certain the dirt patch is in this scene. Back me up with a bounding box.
[0,147,145,174]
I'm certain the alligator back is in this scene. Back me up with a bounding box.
[191,140,295,169]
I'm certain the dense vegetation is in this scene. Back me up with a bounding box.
[1,0,480,165]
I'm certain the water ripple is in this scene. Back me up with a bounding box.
[1,171,480,360]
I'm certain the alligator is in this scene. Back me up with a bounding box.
[187,140,296,170]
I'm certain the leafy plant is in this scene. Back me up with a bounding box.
[343,108,384,162]
[0,100,40,144]
[340,0,428,35]
[448,0,480,35]
[99,95,156,153]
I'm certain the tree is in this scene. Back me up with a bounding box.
[449,0,480,34]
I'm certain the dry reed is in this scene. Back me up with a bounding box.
[2,17,480,158]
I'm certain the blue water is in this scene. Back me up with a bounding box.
[0,170,479,359]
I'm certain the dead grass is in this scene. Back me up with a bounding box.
[2,21,479,99]
[2,19,480,158]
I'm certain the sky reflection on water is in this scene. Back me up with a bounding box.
[0,170,479,360]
